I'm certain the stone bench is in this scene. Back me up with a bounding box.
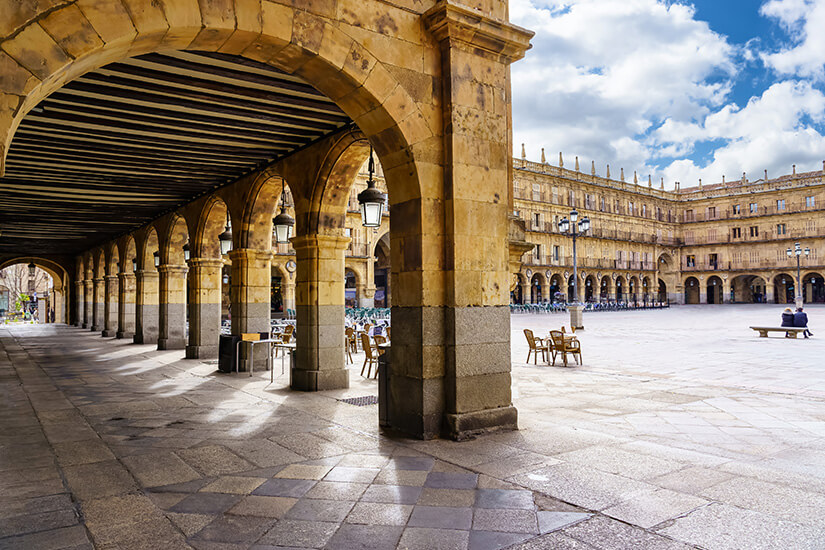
[749,326,807,338]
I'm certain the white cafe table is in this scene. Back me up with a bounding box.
[235,338,277,377]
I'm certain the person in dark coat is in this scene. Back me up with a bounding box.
[781,308,795,327]
[794,307,813,338]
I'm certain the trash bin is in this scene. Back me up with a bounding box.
[378,346,390,427]
[218,334,240,373]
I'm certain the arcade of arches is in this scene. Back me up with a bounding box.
[0,0,534,440]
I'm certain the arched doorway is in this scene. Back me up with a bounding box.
[567,275,578,302]
[584,275,596,302]
[600,276,611,301]
[373,233,390,309]
[511,273,525,305]
[684,277,700,304]
[658,279,667,302]
[642,276,651,303]
[707,276,723,304]
[732,275,766,303]
[615,276,625,302]
[773,274,794,304]
[629,276,638,303]
[803,273,825,303]
[549,274,562,302]
[531,273,545,303]
[0,258,65,323]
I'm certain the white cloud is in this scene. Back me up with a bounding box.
[510,0,736,180]
[510,0,825,189]
[760,0,825,79]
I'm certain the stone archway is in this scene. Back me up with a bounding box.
[684,277,700,304]
[0,256,69,323]
[774,273,795,304]
[803,272,825,303]
[707,275,723,304]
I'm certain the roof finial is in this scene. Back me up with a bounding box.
[822,160,825,174]
[606,164,610,178]
[575,156,579,172]
[541,148,546,164]
[742,172,747,183]
[591,160,596,176]
[765,169,768,181]
[793,164,796,175]
[660,177,664,190]
[633,170,638,184]
[521,143,526,160]
[559,152,563,168]
[698,178,702,189]
[648,174,652,187]
[722,174,725,184]
[620,168,625,181]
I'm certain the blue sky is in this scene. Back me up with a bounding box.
[510,0,825,188]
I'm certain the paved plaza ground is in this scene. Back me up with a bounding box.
[2,305,825,549]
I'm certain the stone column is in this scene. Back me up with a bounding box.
[283,280,296,312]
[103,275,119,336]
[674,283,685,305]
[722,279,732,304]
[362,286,376,308]
[186,258,222,359]
[117,272,136,338]
[91,278,105,332]
[74,281,84,327]
[52,288,63,324]
[229,249,272,371]
[134,270,159,345]
[765,281,775,304]
[83,279,93,328]
[291,235,349,391]
[541,281,551,302]
[158,264,188,350]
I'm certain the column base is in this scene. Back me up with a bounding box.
[444,406,518,441]
[291,367,350,391]
[116,331,134,339]
[102,329,117,337]
[133,334,158,345]
[568,305,584,330]
[186,345,218,359]
[158,338,187,350]
[91,324,103,332]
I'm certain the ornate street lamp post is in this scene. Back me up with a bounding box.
[558,209,590,329]
[786,242,810,307]
[357,146,386,228]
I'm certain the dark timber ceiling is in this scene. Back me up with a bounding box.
[0,51,352,256]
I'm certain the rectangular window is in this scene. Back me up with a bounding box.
[534,244,541,260]
[750,202,758,213]
[533,213,541,228]
[708,206,716,218]
[686,255,695,267]
[777,223,786,235]
[777,199,786,211]
[731,227,741,239]
[532,183,542,202]
[685,209,694,221]
[642,204,647,217]
[806,195,816,208]
[628,202,634,215]
[709,253,718,269]
[732,204,741,215]
[552,245,560,261]
[749,226,759,237]
[569,190,575,207]
[552,187,559,203]
[600,197,605,211]
[345,227,352,238]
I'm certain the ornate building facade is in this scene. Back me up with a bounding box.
[511,154,825,305]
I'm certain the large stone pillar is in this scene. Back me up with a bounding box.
[229,249,272,371]
[117,272,136,339]
[134,270,159,345]
[386,3,531,439]
[103,275,118,337]
[765,281,775,304]
[74,281,84,327]
[158,264,188,350]
[91,278,105,332]
[83,280,93,328]
[186,258,222,359]
[723,279,732,304]
[291,235,349,391]
[283,280,296,312]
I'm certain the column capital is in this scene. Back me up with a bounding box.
[104,274,118,282]
[93,277,104,284]
[157,264,189,275]
[135,269,159,278]
[423,0,534,63]
[117,271,136,280]
[187,258,224,269]
[291,234,350,252]
[228,248,273,263]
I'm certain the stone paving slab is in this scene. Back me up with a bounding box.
[3,307,825,549]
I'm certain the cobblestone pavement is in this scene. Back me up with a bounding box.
[1,305,824,549]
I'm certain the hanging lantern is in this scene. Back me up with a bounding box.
[272,180,295,244]
[357,146,386,227]
[153,251,160,268]
[218,213,233,255]
[579,216,591,232]
[222,273,230,285]
[183,241,190,261]
[132,258,137,272]
[27,262,35,277]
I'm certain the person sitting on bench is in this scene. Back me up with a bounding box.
[794,307,813,339]
[781,307,795,337]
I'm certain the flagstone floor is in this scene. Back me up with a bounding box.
[2,304,824,549]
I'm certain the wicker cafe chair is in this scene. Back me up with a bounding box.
[360,333,378,378]
[344,327,357,363]
[549,330,581,367]
[523,329,549,364]
[273,330,292,358]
